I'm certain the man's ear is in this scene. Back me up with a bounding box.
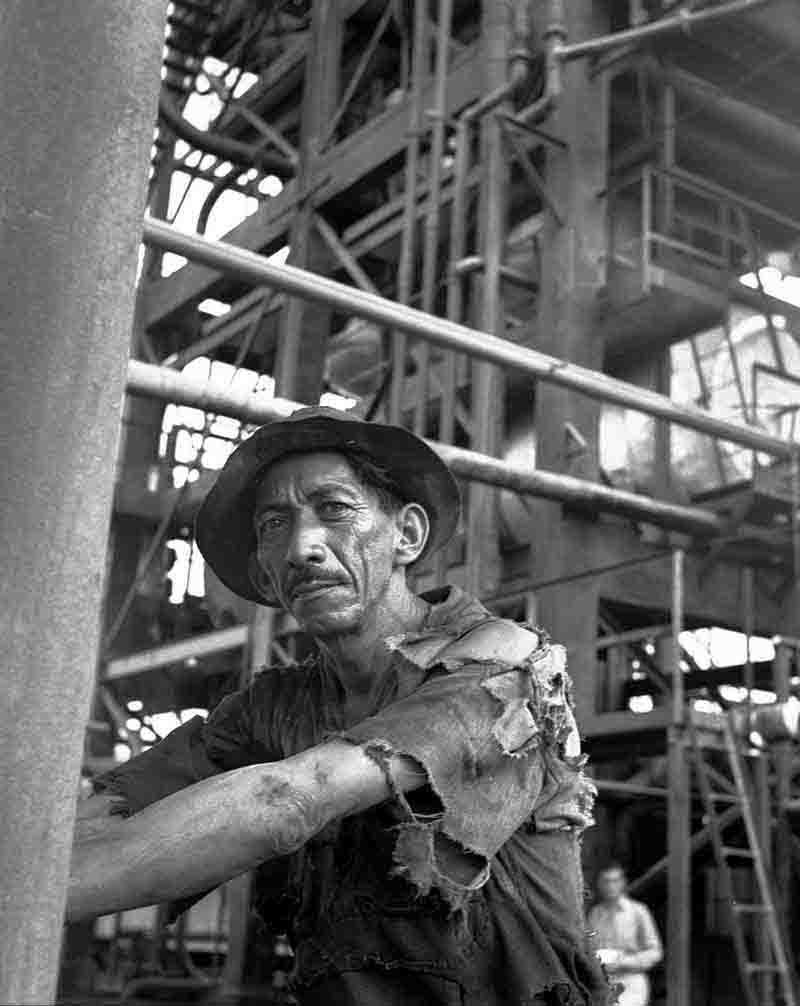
[394,502,429,566]
[247,553,279,606]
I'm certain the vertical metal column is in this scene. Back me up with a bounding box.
[530,0,609,715]
[753,747,775,1006]
[464,0,509,597]
[390,0,428,426]
[274,0,342,404]
[653,83,675,498]
[415,0,454,437]
[773,642,794,954]
[741,567,773,1000]
[435,114,470,585]
[442,118,470,447]
[0,3,165,1003]
[666,548,692,1006]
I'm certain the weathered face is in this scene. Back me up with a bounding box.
[252,451,402,637]
[597,869,626,902]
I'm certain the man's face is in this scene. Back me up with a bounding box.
[252,451,401,637]
[597,869,626,903]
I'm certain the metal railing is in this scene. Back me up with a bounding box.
[608,162,800,295]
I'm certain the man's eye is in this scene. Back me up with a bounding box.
[319,501,350,518]
[258,515,286,533]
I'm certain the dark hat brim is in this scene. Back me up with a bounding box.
[195,409,461,604]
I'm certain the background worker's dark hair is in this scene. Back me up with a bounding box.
[597,861,627,878]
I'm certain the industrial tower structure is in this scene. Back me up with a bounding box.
[2,1,800,1004]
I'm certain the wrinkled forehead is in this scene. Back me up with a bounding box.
[254,449,361,505]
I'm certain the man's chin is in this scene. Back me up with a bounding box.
[294,607,363,638]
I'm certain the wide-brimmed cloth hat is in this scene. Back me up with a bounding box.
[195,406,461,604]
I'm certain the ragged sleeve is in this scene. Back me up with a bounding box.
[341,641,595,911]
[92,675,283,815]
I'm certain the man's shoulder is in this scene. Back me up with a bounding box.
[392,586,542,671]
[622,895,653,916]
[438,617,541,667]
[391,613,541,673]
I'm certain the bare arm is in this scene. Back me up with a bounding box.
[67,739,426,922]
[620,905,663,972]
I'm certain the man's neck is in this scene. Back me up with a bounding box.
[315,587,430,703]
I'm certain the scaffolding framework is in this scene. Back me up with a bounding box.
[4,0,800,1002]
[111,3,800,1003]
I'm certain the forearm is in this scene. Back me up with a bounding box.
[67,738,425,923]
[621,947,662,971]
[67,763,323,921]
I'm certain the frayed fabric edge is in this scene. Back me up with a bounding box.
[357,737,491,913]
[480,644,577,759]
[391,822,491,914]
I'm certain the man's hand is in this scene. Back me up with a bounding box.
[603,950,658,974]
[67,739,425,922]
[596,948,622,973]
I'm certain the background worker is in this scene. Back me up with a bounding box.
[588,863,663,1006]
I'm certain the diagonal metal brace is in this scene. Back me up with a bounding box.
[499,118,564,226]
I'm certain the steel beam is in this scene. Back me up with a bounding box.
[666,550,691,1006]
[0,3,165,1002]
[553,0,772,62]
[274,0,342,403]
[142,217,796,459]
[465,0,509,597]
[105,625,250,681]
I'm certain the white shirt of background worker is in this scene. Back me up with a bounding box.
[588,863,663,1006]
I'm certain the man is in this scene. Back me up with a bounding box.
[588,864,662,1006]
[69,407,611,1005]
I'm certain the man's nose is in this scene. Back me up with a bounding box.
[286,512,326,565]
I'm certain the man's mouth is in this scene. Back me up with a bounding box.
[291,580,345,601]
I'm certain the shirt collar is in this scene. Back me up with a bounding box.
[421,584,491,630]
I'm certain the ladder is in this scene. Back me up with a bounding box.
[691,714,797,1006]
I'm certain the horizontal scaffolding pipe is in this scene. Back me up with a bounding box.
[594,624,672,651]
[142,218,795,459]
[553,0,772,62]
[106,624,249,680]
[592,778,739,803]
[128,360,731,539]
[128,357,303,421]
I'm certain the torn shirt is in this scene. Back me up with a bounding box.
[94,586,611,1005]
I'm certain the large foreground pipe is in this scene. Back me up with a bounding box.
[128,360,728,538]
[0,5,165,1003]
[142,218,795,460]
